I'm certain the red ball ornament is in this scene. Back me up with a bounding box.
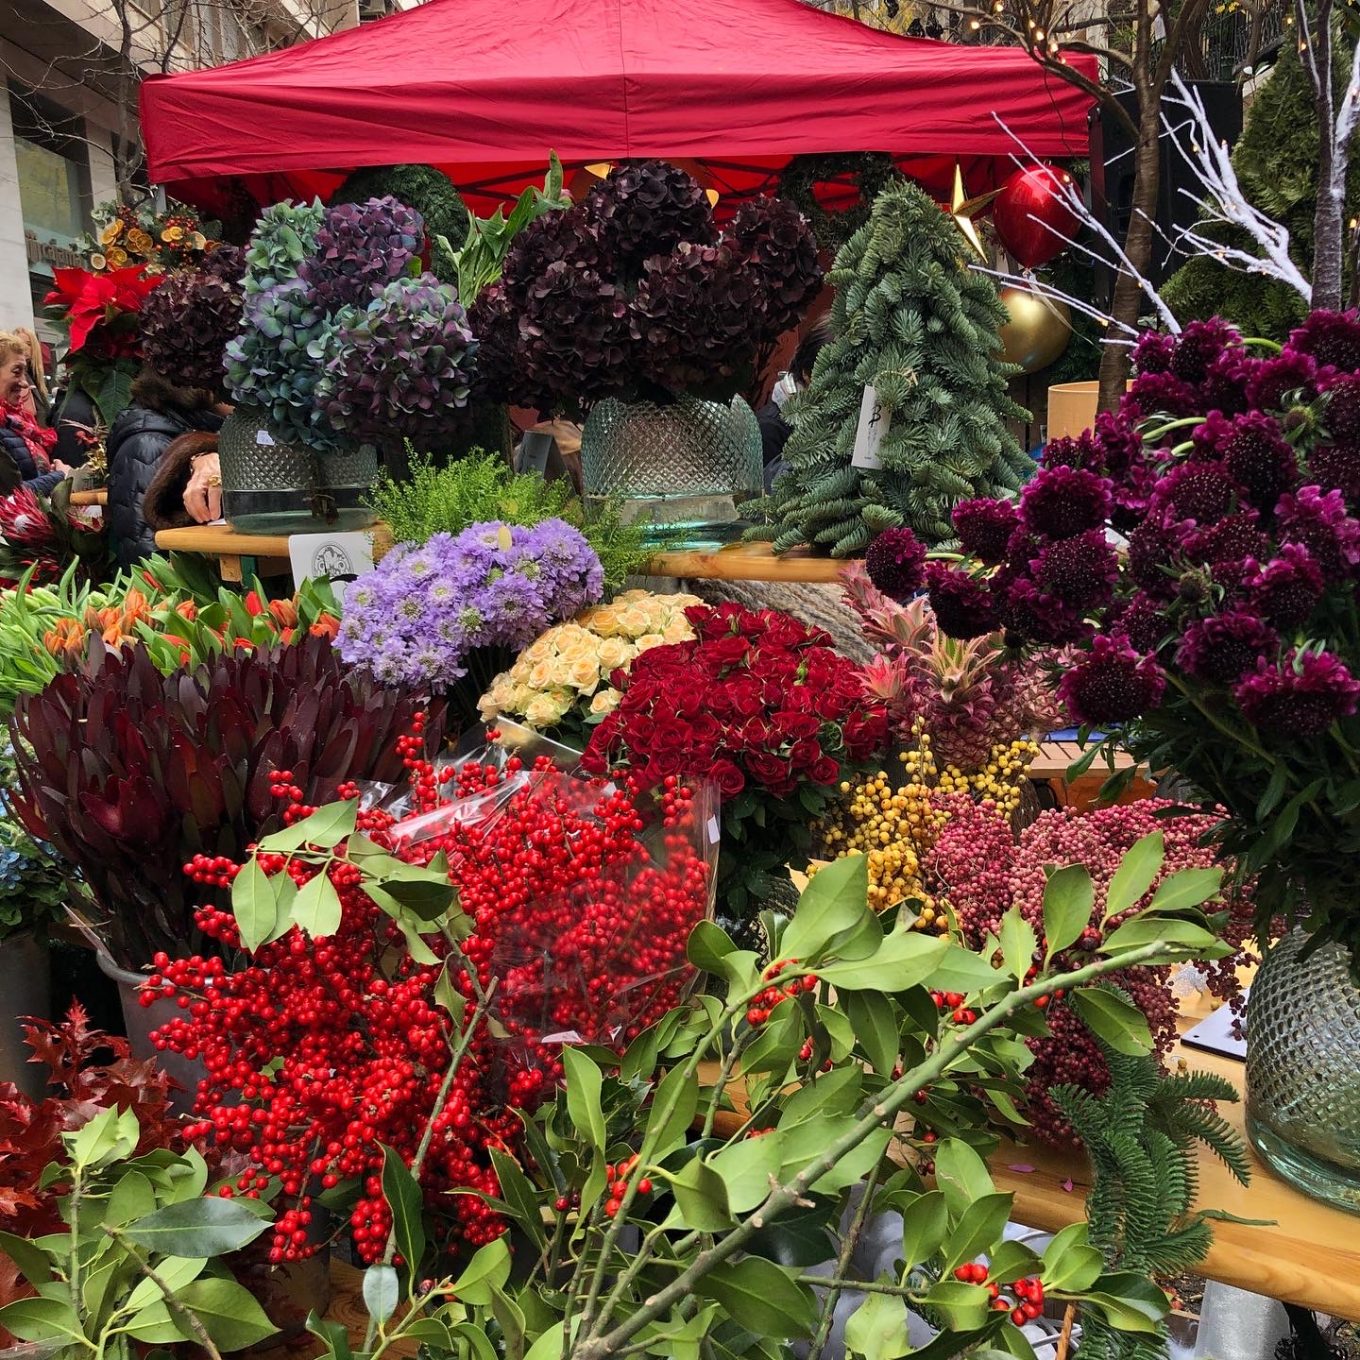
[992,164,1078,269]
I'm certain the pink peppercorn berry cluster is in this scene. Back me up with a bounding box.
[953,1262,1047,1324]
[147,720,711,1266]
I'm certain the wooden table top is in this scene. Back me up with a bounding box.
[1028,741,1140,782]
[154,523,850,584]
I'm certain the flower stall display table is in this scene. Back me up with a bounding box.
[155,523,856,584]
[1027,741,1153,808]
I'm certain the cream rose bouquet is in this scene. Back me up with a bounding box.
[479,590,701,743]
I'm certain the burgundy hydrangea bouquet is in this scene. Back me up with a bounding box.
[924,310,1360,961]
[581,602,887,930]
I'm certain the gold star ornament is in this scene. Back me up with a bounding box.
[950,164,1000,261]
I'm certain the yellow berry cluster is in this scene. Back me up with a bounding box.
[936,739,1039,820]
[813,734,952,931]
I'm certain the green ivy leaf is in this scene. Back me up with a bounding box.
[1042,865,1095,963]
[1101,833,1164,922]
[1069,988,1154,1055]
[696,1258,817,1338]
[380,1143,426,1275]
[562,1048,606,1151]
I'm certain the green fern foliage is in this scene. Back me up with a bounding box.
[753,181,1032,556]
[366,450,651,591]
[1053,996,1250,1360]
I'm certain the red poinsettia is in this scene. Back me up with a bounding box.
[44,264,161,354]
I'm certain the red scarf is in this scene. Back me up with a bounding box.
[0,400,56,471]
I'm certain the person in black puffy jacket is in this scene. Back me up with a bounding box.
[106,371,224,568]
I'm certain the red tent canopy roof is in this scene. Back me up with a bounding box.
[141,0,1096,214]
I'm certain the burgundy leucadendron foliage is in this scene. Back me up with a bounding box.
[8,635,444,968]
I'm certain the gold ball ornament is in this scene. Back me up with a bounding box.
[998,287,1072,374]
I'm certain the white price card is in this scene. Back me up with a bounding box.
[851,384,890,470]
[289,530,375,604]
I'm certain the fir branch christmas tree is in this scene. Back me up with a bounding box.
[752,180,1033,557]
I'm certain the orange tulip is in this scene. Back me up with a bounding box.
[269,598,298,628]
[309,614,340,639]
[175,600,198,621]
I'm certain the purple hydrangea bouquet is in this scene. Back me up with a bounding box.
[924,310,1360,962]
[338,519,604,704]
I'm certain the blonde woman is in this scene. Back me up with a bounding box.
[0,332,67,496]
[12,326,50,421]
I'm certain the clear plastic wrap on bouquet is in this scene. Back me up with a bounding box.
[387,754,719,1091]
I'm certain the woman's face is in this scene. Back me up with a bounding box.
[1,355,29,406]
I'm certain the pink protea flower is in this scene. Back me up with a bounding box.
[1058,634,1166,725]
[1234,646,1360,739]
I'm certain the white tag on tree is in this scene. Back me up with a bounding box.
[289,530,375,605]
[851,385,890,470]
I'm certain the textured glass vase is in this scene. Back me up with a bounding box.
[1245,929,1360,1212]
[579,394,763,546]
[218,405,378,535]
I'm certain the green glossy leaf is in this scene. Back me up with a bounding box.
[779,1119,892,1194]
[434,962,466,1028]
[920,944,1001,998]
[381,1142,426,1274]
[1100,916,1224,958]
[897,1190,949,1269]
[362,1265,399,1325]
[451,1320,500,1360]
[943,1192,1013,1271]
[1043,864,1095,963]
[259,798,356,853]
[780,1067,862,1126]
[816,931,948,992]
[562,1047,606,1151]
[707,1133,783,1213]
[782,854,871,962]
[104,1169,156,1226]
[125,1257,209,1313]
[0,1297,84,1343]
[918,1279,990,1330]
[1069,987,1154,1055]
[172,1277,279,1351]
[370,873,458,922]
[932,1139,993,1217]
[489,1148,547,1247]
[0,1229,53,1285]
[1147,865,1224,913]
[998,906,1037,982]
[123,1196,271,1257]
[1101,833,1164,922]
[450,1237,511,1306]
[524,1321,566,1360]
[232,856,282,952]
[696,1258,817,1339]
[291,871,342,937]
[644,1065,700,1159]
[666,1156,734,1231]
[843,990,899,1076]
[844,1292,914,1360]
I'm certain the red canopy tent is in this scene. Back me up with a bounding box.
[140,0,1097,219]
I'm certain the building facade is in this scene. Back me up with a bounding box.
[1,0,366,346]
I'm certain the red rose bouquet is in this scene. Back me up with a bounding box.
[582,602,888,933]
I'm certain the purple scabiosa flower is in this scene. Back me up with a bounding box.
[1058,634,1166,724]
[1110,458,1157,535]
[1111,594,1170,654]
[925,562,1000,639]
[1019,465,1112,540]
[1286,310,1360,374]
[1234,647,1360,739]
[1040,431,1101,471]
[1276,485,1360,581]
[1122,369,1203,421]
[953,498,1020,566]
[864,526,928,600]
[1132,330,1177,374]
[1201,347,1253,416]
[1029,528,1119,610]
[1189,410,1238,458]
[1242,543,1326,630]
[1177,611,1279,686]
[1148,460,1240,524]
[1092,411,1144,477]
[1306,443,1360,502]
[1170,318,1239,384]
[1127,519,1184,599]
[1244,350,1319,410]
[1321,373,1360,444]
[1219,412,1299,509]
[1002,574,1091,645]
[1184,512,1272,582]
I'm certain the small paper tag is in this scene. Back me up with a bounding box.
[255,428,275,447]
[851,385,890,470]
[289,530,375,605]
[706,815,721,846]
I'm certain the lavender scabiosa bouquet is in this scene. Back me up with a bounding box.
[926,309,1360,962]
[338,518,604,692]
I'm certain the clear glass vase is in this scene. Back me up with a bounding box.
[1245,929,1360,1212]
[579,394,763,547]
[218,405,378,535]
